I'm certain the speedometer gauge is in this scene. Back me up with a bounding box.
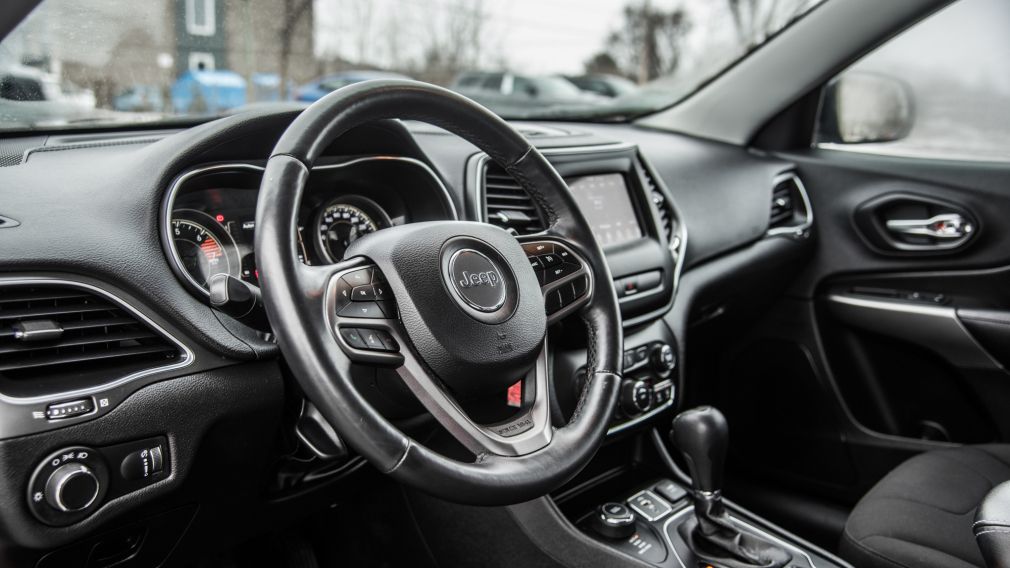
[171,210,241,290]
[315,198,390,263]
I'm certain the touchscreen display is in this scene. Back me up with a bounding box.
[566,173,642,247]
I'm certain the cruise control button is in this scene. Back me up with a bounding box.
[352,285,376,301]
[339,327,367,349]
[543,263,576,284]
[529,256,543,271]
[342,268,372,287]
[522,242,553,256]
[540,253,561,268]
[556,247,581,267]
[338,302,386,319]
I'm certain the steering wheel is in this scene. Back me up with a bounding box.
[255,80,622,505]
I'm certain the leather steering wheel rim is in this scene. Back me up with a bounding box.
[255,79,622,505]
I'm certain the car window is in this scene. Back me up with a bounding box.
[813,0,1010,162]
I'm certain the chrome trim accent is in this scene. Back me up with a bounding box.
[446,249,508,312]
[162,156,459,296]
[51,464,98,512]
[662,506,819,568]
[766,171,814,238]
[0,277,195,406]
[826,294,1003,371]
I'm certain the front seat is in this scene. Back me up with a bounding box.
[841,444,1010,568]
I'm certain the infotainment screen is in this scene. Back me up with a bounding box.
[566,173,642,248]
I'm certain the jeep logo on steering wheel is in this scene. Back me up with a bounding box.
[448,249,507,312]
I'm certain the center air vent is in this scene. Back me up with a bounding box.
[0,283,183,388]
[768,172,812,235]
[483,162,547,234]
[640,164,676,244]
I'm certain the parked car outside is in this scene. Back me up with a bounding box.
[565,74,639,98]
[450,71,607,115]
[292,70,411,102]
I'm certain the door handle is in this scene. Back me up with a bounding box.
[885,213,974,239]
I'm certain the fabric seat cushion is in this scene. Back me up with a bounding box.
[841,444,1010,568]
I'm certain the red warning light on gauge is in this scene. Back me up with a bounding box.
[215,214,225,222]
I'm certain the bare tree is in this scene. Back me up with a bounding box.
[279,0,313,98]
[727,0,812,48]
[594,1,690,83]
[417,0,489,84]
[349,0,375,64]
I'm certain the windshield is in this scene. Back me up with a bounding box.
[0,0,823,131]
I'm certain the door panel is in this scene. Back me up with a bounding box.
[716,151,1010,505]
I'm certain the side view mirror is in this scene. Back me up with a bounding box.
[819,72,915,144]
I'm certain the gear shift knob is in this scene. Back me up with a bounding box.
[669,406,728,494]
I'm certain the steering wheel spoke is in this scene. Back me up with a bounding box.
[516,235,594,324]
[395,335,553,457]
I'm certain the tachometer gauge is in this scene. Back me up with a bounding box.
[171,209,241,290]
[315,197,391,263]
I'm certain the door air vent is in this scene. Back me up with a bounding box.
[0,284,183,384]
[483,162,547,234]
[767,172,812,236]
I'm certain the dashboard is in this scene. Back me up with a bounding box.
[0,111,810,564]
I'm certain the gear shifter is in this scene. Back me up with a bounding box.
[670,407,791,568]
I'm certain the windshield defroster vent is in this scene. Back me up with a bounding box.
[483,162,547,234]
[0,283,183,385]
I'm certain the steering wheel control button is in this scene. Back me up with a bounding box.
[556,247,581,267]
[447,249,508,313]
[352,285,377,301]
[627,490,672,522]
[543,263,577,285]
[361,329,386,350]
[593,502,637,539]
[572,275,589,297]
[338,301,385,319]
[540,253,561,268]
[45,397,95,420]
[342,268,373,287]
[120,445,164,481]
[522,242,553,256]
[339,327,367,349]
[28,446,109,526]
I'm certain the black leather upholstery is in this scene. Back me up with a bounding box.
[841,445,1010,568]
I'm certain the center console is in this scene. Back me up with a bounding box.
[572,407,852,568]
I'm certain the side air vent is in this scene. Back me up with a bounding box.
[483,162,547,234]
[0,284,183,384]
[768,172,812,235]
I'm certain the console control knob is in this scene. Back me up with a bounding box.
[592,502,637,539]
[651,343,676,376]
[621,380,653,416]
[45,463,100,512]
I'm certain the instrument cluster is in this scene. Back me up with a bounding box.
[164,157,455,295]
